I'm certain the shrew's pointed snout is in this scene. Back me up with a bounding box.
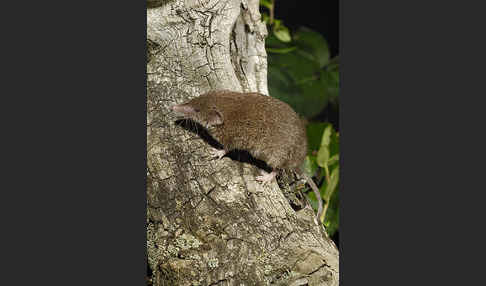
[171,104,182,112]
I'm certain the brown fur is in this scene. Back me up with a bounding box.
[172,90,324,224]
[172,90,308,171]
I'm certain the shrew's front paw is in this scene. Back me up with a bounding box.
[210,148,226,160]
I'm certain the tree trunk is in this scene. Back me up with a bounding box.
[147,1,339,285]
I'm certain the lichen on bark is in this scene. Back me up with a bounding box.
[147,0,339,285]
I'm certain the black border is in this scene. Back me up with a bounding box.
[341,1,485,284]
[2,1,146,284]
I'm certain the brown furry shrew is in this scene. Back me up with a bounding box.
[172,90,323,223]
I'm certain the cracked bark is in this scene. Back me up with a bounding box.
[147,0,339,285]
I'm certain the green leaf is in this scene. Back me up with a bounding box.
[320,69,339,100]
[265,33,292,49]
[296,79,329,118]
[324,190,339,236]
[303,155,319,177]
[327,154,339,166]
[266,46,297,54]
[266,28,335,119]
[316,125,332,167]
[306,123,330,153]
[261,13,270,24]
[329,131,340,159]
[307,123,338,158]
[319,178,327,199]
[269,50,319,82]
[317,148,329,169]
[325,56,339,71]
[267,60,327,118]
[293,27,330,68]
[321,124,332,147]
[267,65,294,90]
[273,26,291,42]
[259,0,272,9]
[306,190,319,211]
[325,166,339,200]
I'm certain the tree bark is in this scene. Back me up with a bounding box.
[147,1,339,285]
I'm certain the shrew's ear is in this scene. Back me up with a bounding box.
[208,110,223,126]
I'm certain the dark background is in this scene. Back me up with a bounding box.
[276,1,339,57]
